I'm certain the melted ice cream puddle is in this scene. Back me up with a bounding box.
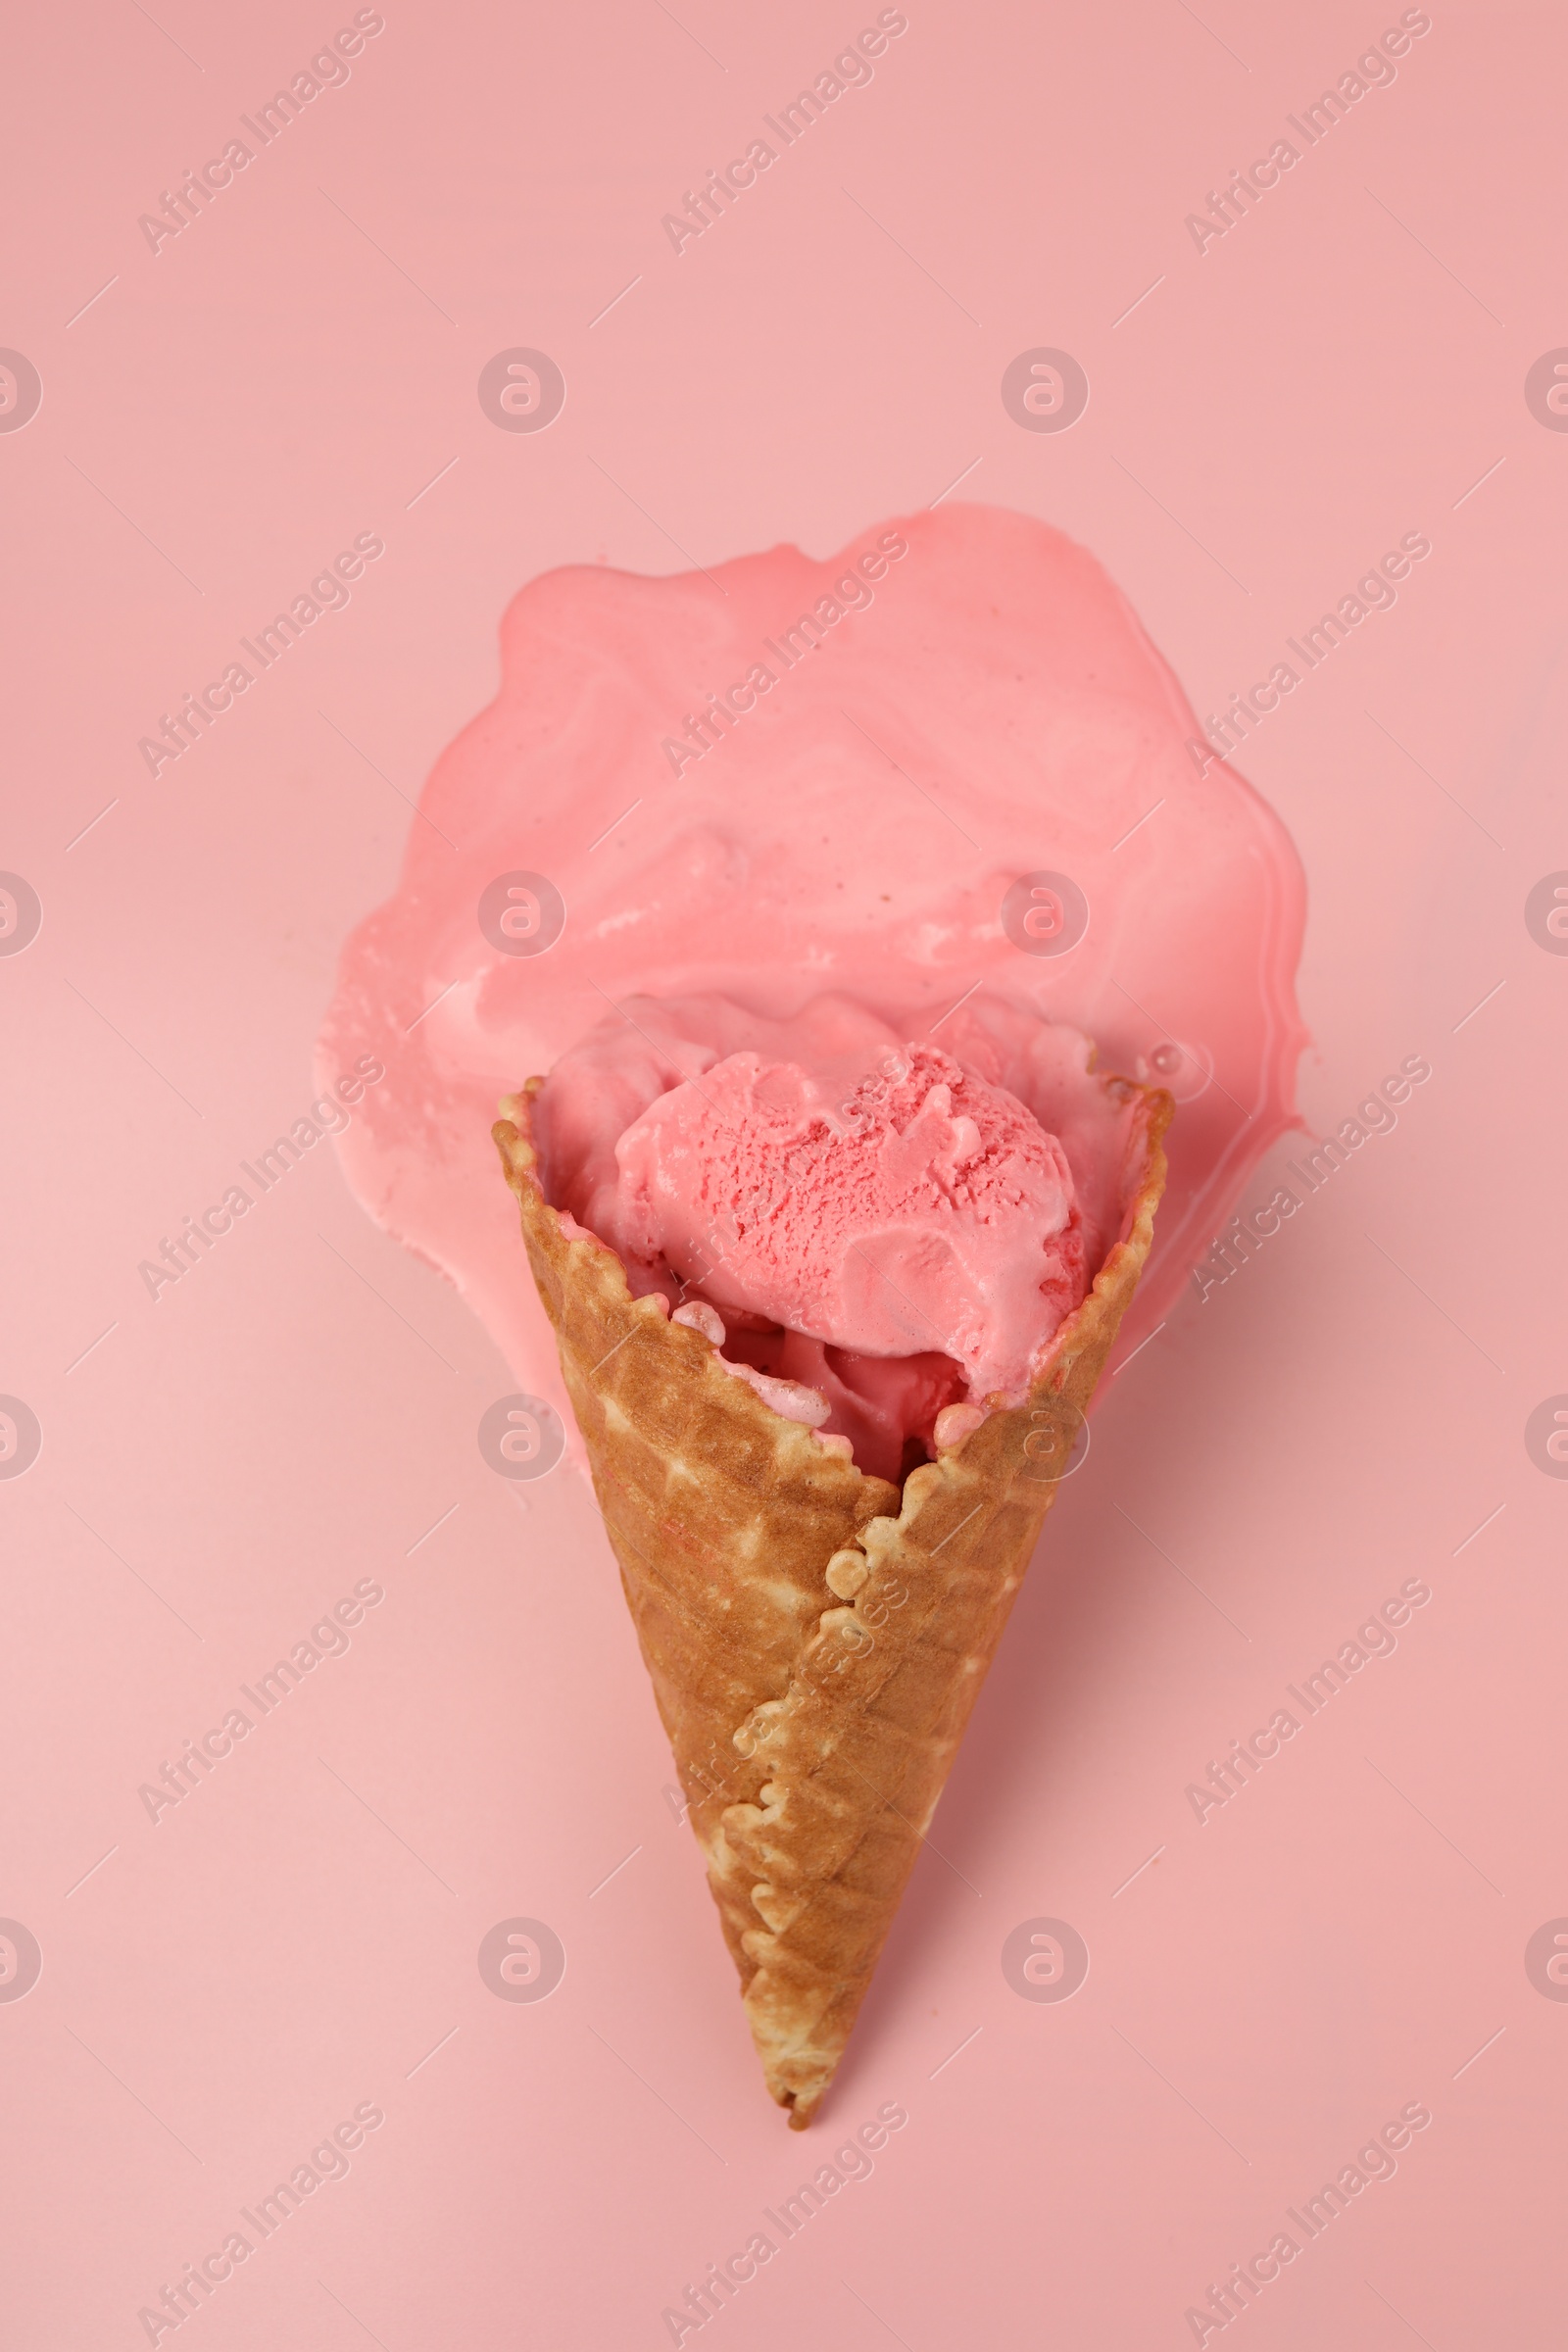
[317,505,1306,1461]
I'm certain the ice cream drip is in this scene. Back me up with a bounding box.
[318,504,1306,1457]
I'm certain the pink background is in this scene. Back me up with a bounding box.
[3,1,1565,2344]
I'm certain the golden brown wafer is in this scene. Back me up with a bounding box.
[495,1069,1169,2125]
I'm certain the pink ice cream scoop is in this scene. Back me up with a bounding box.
[605,1043,1086,1402]
[531,991,1132,1479]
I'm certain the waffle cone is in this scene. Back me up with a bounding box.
[494,1072,1170,2127]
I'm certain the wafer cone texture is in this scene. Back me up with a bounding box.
[495,1074,1169,2126]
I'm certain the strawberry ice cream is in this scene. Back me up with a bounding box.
[607,1041,1084,1389]
[532,989,1148,1479]
[318,503,1307,1462]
